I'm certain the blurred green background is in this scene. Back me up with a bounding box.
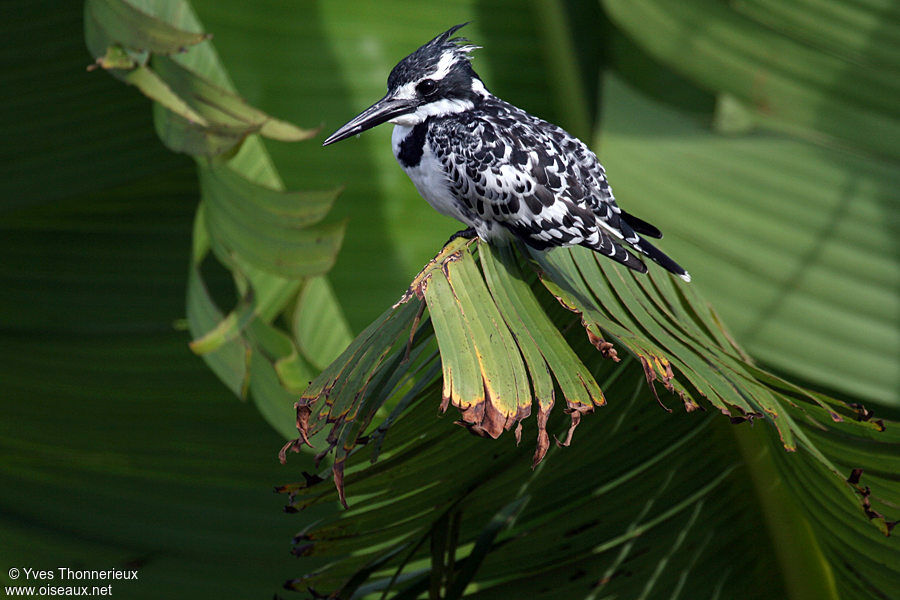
[2,0,897,598]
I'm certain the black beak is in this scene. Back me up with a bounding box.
[322,95,416,146]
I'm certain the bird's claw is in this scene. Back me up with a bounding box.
[444,227,478,246]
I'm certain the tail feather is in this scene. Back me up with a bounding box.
[631,236,691,282]
[582,230,648,275]
[589,214,690,282]
[619,210,663,239]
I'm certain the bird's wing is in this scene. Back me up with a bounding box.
[429,101,648,273]
[529,115,690,280]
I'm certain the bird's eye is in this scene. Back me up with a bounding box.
[417,79,437,97]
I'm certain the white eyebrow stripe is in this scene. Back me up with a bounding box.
[393,82,417,100]
[430,51,458,81]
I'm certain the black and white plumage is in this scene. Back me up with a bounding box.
[323,24,690,282]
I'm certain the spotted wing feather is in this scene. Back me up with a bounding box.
[429,98,687,277]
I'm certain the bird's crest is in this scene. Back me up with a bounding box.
[425,22,481,60]
[388,23,481,89]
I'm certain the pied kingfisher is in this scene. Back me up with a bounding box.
[323,24,690,282]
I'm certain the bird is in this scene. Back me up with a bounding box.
[322,23,690,282]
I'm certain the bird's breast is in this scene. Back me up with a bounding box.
[392,124,474,226]
[394,122,428,168]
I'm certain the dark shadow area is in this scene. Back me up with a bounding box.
[609,29,717,122]
[473,0,557,125]
[0,1,189,212]
[0,5,338,598]
[561,0,607,132]
[474,0,607,137]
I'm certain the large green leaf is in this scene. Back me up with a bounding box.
[603,0,900,160]
[198,163,344,279]
[597,47,899,409]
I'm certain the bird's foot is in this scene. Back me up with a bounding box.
[444,227,478,247]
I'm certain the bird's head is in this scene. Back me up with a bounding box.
[322,23,488,146]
